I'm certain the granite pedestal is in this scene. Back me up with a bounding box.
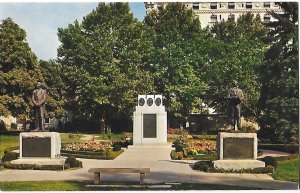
[11,132,65,165]
[213,132,265,170]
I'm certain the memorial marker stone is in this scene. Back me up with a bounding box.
[132,95,167,146]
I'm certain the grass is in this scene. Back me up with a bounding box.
[170,150,217,160]
[60,133,84,144]
[94,132,132,141]
[0,181,263,191]
[272,158,299,182]
[0,181,88,191]
[0,135,19,158]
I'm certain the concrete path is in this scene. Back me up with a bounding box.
[258,149,291,158]
[0,145,298,190]
[80,134,94,141]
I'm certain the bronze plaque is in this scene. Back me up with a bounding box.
[143,114,156,138]
[22,137,51,157]
[223,138,254,159]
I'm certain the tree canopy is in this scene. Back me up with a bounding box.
[0,18,43,118]
[57,3,154,124]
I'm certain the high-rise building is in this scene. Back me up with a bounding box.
[145,2,283,28]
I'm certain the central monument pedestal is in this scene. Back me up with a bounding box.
[130,95,167,147]
[212,132,265,170]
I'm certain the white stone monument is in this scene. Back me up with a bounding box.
[131,95,167,146]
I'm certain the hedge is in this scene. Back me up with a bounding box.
[61,153,111,160]
[61,149,105,156]
[3,162,70,170]
[1,152,19,162]
[65,156,83,168]
[258,144,299,154]
[4,146,19,154]
[192,161,274,174]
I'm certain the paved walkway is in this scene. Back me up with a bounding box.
[258,149,291,158]
[0,145,298,190]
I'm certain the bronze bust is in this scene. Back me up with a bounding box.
[32,82,46,131]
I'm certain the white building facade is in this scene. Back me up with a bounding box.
[145,2,282,28]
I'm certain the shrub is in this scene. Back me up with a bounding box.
[61,149,105,156]
[112,144,121,151]
[61,153,110,160]
[208,166,274,174]
[3,162,71,170]
[65,156,82,168]
[175,144,184,152]
[11,123,18,130]
[260,156,277,168]
[0,120,6,132]
[1,152,18,162]
[193,161,212,172]
[173,140,184,152]
[4,146,19,154]
[258,144,299,154]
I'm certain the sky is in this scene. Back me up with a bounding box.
[0,2,146,60]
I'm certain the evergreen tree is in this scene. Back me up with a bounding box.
[258,2,298,144]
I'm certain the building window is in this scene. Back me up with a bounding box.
[211,15,217,23]
[210,2,217,9]
[45,117,50,124]
[246,2,252,9]
[228,14,235,20]
[157,5,163,11]
[264,2,271,8]
[228,2,235,9]
[193,3,199,10]
[264,14,271,22]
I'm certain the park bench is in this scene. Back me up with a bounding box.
[88,168,150,185]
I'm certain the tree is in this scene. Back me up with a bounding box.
[258,3,298,144]
[0,18,43,119]
[144,3,207,125]
[207,13,268,118]
[57,3,154,131]
[40,60,66,119]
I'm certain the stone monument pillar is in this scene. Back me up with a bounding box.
[131,95,167,146]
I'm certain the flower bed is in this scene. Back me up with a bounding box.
[62,141,111,152]
[167,128,189,135]
[185,140,216,155]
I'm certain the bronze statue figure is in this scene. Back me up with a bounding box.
[226,81,244,131]
[32,82,47,131]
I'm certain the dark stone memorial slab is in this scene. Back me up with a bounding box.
[22,137,51,157]
[223,138,254,159]
[143,114,157,138]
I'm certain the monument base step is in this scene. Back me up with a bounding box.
[11,158,65,165]
[213,159,265,170]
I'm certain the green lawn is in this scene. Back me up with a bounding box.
[0,181,262,191]
[0,135,19,158]
[94,132,132,141]
[272,158,299,182]
[0,181,87,191]
[60,133,84,144]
